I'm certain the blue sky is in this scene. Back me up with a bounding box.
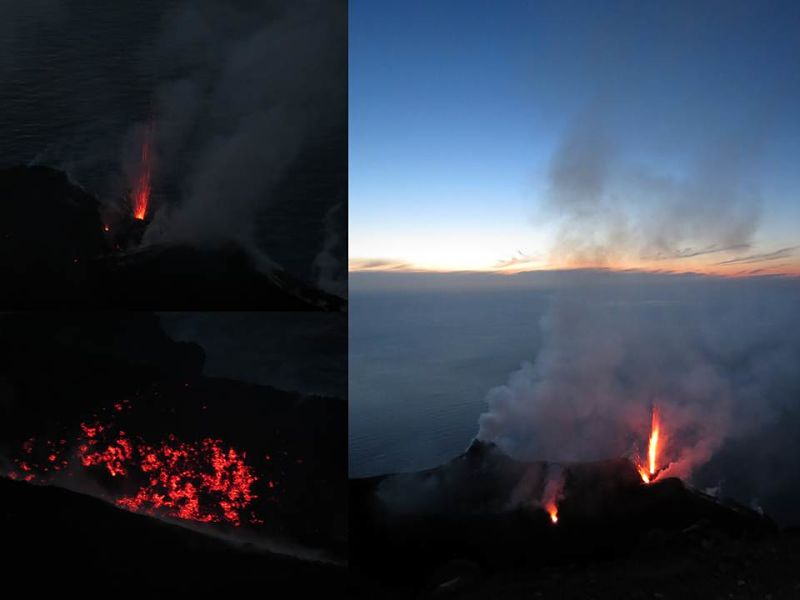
[350,1,800,274]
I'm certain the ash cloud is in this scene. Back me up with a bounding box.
[132,0,346,275]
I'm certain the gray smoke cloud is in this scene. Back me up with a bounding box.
[542,112,763,267]
[522,1,795,271]
[478,279,800,490]
[129,0,345,273]
[313,202,347,297]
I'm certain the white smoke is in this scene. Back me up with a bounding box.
[542,112,763,268]
[130,0,346,272]
[478,280,799,482]
[313,202,346,298]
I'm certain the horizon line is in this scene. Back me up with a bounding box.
[348,263,800,280]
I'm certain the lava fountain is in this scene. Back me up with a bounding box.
[637,405,661,484]
[546,502,558,524]
[131,121,154,221]
[541,476,562,524]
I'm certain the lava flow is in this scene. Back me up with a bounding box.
[131,121,154,220]
[637,405,661,484]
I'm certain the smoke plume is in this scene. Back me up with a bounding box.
[127,0,346,275]
[478,279,800,489]
[313,202,347,298]
[543,112,763,268]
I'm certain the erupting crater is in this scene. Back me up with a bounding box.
[636,405,663,484]
[542,403,668,527]
[131,121,154,221]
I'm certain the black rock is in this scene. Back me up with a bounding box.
[97,240,345,310]
[0,476,346,595]
[0,166,344,309]
[350,445,776,585]
[0,166,107,306]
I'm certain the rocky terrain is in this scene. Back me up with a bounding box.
[350,441,799,598]
[0,166,344,309]
[1,475,346,595]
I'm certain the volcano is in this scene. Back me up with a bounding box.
[0,312,347,561]
[99,240,344,310]
[350,441,793,598]
[0,165,344,309]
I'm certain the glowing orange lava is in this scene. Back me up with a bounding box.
[132,122,154,220]
[541,476,562,524]
[115,436,258,526]
[4,399,266,527]
[637,405,661,484]
[546,502,558,524]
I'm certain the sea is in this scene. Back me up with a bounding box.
[349,283,551,476]
[0,1,167,196]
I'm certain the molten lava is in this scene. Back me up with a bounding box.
[541,476,562,525]
[637,405,661,484]
[4,399,267,527]
[116,436,258,526]
[546,502,558,524]
[131,122,154,221]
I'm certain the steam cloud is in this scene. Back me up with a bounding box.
[542,112,763,268]
[480,1,796,504]
[127,0,346,284]
[313,202,347,297]
[523,2,796,272]
[477,279,800,515]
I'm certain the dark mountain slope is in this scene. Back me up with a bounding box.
[0,166,343,309]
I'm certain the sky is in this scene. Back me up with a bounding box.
[349,0,800,276]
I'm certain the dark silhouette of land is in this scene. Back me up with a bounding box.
[0,166,344,310]
[350,441,800,598]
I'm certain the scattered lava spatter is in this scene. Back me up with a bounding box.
[5,399,265,527]
[116,436,258,526]
[132,121,154,221]
[9,436,70,482]
[637,405,661,484]
[78,423,133,477]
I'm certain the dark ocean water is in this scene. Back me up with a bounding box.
[160,312,347,399]
[0,1,168,198]
[349,287,551,476]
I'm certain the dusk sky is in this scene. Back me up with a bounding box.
[350,1,800,275]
